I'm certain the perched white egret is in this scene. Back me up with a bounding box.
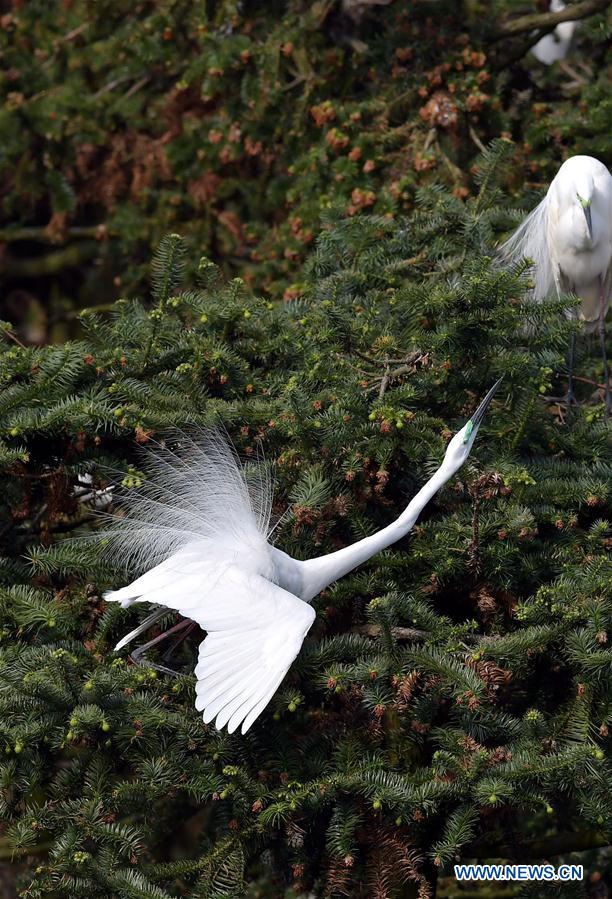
[530,0,577,66]
[104,381,501,735]
[499,155,612,415]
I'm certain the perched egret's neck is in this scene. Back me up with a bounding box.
[297,462,453,602]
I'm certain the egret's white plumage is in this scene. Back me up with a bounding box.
[500,156,612,327]
[101,431,275,578]
[104,383,501,735]
[499,155,612,411]
[530,0,577,66]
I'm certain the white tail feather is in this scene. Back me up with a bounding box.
[100,429,275,575]
[498,195,556,301]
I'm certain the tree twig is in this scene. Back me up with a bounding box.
[0,244,98,277]
[370,363,413,393]
[41,23,89,70]
[353,624,428,642]
[468,124,486,154]
[489,0,609,41]
[122,75,152,101]
[435,141,466,186]
[573,374,608,391]
[0,325,26,349]
[378,356,390,399]
[423,128,436,152]
[0,225,109,244]
[558,60,589,88]
[369,352,429,393]
[92,74,134,100]
[467,490,482,577]
[0,839,53,861]
[487,0,609,70]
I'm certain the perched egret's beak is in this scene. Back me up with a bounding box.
[462,377,503,444]
[583,203,593,241]
[578,196,593,241]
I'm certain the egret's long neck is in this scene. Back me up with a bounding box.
[297,463,452,601]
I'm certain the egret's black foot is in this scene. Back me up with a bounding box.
[128,617,195,678]
[564,388,578,407]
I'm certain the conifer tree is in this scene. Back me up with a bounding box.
[1,144,610,897]
[1,0,610,329]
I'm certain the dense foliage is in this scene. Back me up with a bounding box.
[1,141,612,897]
[1,0,611,336]
[1,2,611,898]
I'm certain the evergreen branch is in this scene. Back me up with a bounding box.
[0,838,53,860]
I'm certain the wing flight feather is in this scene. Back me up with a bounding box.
[108,562,315,734]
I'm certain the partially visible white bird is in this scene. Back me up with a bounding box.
[499,155,612,415]
[104,381,501,735]
[74,473,114,509]
[530,0,577,66]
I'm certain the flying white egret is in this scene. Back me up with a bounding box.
[499,155,612,415]
[530,0,577,66]
[104,381,501,735]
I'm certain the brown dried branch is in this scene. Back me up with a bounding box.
[0,324,26,349]
[370,351,430,395]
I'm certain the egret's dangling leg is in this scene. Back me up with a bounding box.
[130,617,194,677]
[113,604,196,669]
[162,620,198,663]
[599,275,611,419]
[114,606,167,652]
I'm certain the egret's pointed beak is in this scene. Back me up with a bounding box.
[583,204,593,241]
[463,377,503,443]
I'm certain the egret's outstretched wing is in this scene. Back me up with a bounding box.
[105,544,214,609]
[193,568,315,735]
[107,560,315,735]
